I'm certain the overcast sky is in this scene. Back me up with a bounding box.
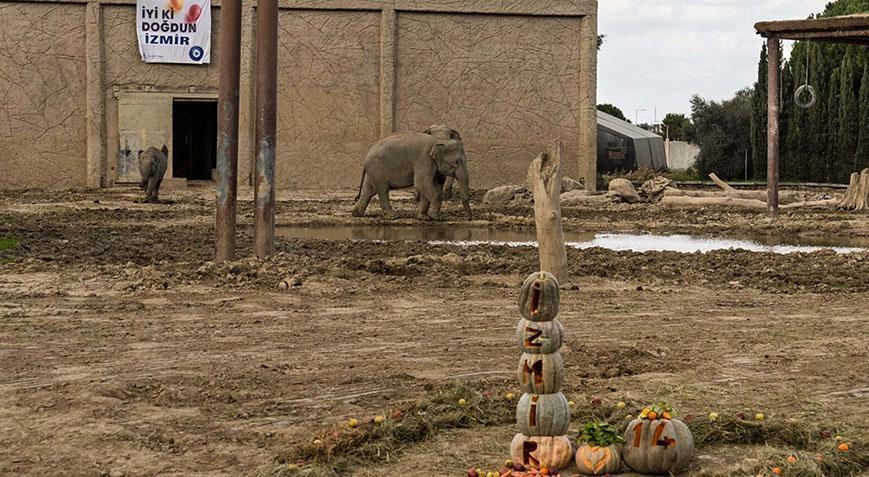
[598,0,832,123]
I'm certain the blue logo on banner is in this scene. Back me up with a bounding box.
[189,46,205,62]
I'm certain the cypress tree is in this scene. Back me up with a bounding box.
[826,67,842,183]
[838,53,859,180]
[857,66,869,172]
[750,43,768,179]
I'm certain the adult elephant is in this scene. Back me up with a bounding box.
[352,131,472,220]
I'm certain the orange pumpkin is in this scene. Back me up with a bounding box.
[516,393,570,436]
[575,444,622,475]
[517,352,564,395]
[510,433,573,470]
[518,272,560,322]
[623,418,694,474]
[516,319,564,354]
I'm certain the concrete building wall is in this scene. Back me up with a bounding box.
[394,13,582,187]
[0,0,597,191]
[0,3,87,189]
[666,140,700,171]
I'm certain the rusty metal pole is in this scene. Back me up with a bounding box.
[215,0,242,262]
[253,0,277,258]
[767,36,781,219]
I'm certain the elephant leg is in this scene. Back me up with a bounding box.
[416,194,431,221]
[428,193,442,220]
[153,178,163,203]
[376,185,397,219]
[352,175,377,217]
[146,176,158,203]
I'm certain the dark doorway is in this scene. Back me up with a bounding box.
[172,100,217,180]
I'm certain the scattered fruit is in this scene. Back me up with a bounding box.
[625,414,634,420]
[347,418,359,428]
[504,460,513,468]
[820,430,832,439]
[458,398,467,406]
[684,414,695,423]
[755,413,765,421]
[466,468,478,477]
[709,412,719,421]
[540,466,551,475]
[647,411,658,420]
[736,412,747,420]
[486,472,498,477]
[815,455,825,463]
[505,392,515,401]
[568,400,576,407]
[787,455,797,464]
[591,397,602,406]
[772,467,782,475]
[373,415,384,425]
[513,462,526,471]
[838,443,849,452]
[313,439,322,445]
[616,401,626,409]
[835,435,844,441]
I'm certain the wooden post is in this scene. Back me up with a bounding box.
[527,141,568,283]
[579,10,598,193]
[767,36,781,218]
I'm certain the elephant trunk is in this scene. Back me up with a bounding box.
[455,163,472,220]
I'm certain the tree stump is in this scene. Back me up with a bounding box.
[527,142,568,283]
[839,169,869,211]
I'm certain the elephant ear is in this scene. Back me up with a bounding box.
[430,142,446,160]
[449,129,462,141]
[423,126,434,135]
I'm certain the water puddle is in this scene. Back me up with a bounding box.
[278,225,867,255]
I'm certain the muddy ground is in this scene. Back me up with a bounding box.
[1,186,868,476]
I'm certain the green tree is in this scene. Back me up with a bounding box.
[597,103,628,121]
[857,67,869,172]
[661,113,694,142]
[838,55,860,180]
[750,42,769,179]
[691,89,753,180]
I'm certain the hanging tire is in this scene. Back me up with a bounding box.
[795,84,817,109]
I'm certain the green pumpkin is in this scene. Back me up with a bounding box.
[623,418,694,474]
[517,352,564,395]
[516,319,564,354]
[516,392,570,436]
[518,271,560,322]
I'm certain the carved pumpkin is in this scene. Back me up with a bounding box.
[516,392,570,436]
[518,272,560,322]
[516,319,564,354]
[623,418,694,474]
[517,352,564,395]
[575,445,621,475]
[511,433,573,470]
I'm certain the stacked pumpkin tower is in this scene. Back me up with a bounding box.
[510,272,573,471]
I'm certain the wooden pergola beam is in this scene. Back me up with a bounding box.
[755,14,869,218]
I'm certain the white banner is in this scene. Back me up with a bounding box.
[137,0,211,64]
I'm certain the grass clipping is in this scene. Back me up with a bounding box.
[270,388,867,477]
[271,384,514,477]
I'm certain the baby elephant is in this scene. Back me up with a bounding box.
[138,145,168,203]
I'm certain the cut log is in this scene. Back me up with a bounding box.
[781,199,840,209]
[660,195,768,209]
[528,141,568,283]
[838,169,869,211]
[709,173,768,201]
